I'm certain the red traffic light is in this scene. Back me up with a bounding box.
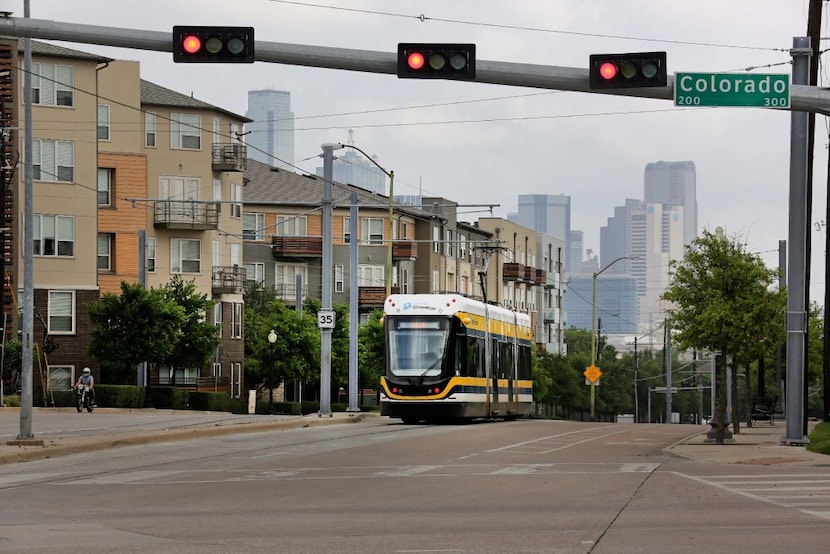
[397,43,476,80]
[589,52,667,89]
[173,26,255,63]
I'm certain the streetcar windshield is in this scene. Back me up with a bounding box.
[386,316,449,377]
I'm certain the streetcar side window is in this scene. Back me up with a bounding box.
[500,341,512,379]
[518,344,532,380]
[466,337,485,378]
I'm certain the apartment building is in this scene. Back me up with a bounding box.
[3,39,250,395]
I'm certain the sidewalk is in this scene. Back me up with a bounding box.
[0,407,373,465]
[668,420,829,466]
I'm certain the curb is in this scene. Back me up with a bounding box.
[0,412,374,465]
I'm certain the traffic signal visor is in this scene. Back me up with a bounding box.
[173,26,255,63]
[589,52,667,89]
[398,43,476,80]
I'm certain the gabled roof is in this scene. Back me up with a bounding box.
[140,80,251,123]
[6,37,112,62]
[243,158,435,221]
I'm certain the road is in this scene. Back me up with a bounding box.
[2,417,830,553]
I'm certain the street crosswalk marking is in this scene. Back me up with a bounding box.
[680,473,830,521]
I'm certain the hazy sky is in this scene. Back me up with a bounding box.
[13,1,830,301]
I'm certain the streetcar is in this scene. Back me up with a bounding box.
[380,293,533,423]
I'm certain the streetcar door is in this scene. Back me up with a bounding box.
[507,340,515,409]
[491,337,499,409]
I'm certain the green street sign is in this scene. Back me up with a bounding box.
[674,72,790,108]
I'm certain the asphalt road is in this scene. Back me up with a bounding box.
[2,413,830,553]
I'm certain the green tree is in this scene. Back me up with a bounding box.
[162,276,220,384]
[358,310,385,402]
[662,229,781,443]
[88,281,185,384]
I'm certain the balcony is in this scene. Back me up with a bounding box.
[154,200,219,230]
[392,240,417,260]
[212,143,247,172]
[523,266,535,282]
[212,266,246,295]
[359,286,400,307]
[543,308,560,324]
[545,271,559,289]
[271,235,323,258]
[503,262,524,281]
[534,269,547,285]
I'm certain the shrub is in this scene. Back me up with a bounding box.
[147,387,188,409]
[187,391,230,412]
[95,385,145,408]
[808,422,830,455]
[2,395,20,407]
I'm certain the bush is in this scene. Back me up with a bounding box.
[2,395,20,407]
[187,391,230,412]
[147,387,188,409]
[95,385,145,408]
[808,422,830,455]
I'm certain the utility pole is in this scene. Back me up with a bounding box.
[319,143,341,417]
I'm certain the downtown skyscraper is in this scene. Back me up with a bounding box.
[245,89,295,170]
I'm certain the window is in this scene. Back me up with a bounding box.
[170,113,201,150]
[33,214,74,257]
[433,226,440,253]
[335,264,344,293]
[32,139,74,182]
[31,63,73,106]
[231,184,242,219]
[231,303,243,338]
[275,263,308,301]
[243,262,265,286]
[243,213,264,240]
[171,238,201,274]
[145,112,156,147]
[97,233,113,271]
[459,234,467,260]
[48,290,74,333]
[445,229,454,257]
[343,217,350,244]
[97,168,112,206]
[362,218,383,245]
[277,215,307,236]
[49,365,73,391]
[146,237,156,273]
[357,265,384,287]
[97,104,110,141]
[213,303,222,326]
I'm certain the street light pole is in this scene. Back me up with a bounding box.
[590,255,635,421]
[267,329,277,415]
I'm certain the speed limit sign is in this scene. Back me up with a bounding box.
[317,310,335,329]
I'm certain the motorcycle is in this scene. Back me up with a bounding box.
[72,384,94,413]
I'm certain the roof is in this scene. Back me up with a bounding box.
[6,38,112,62]
[140,80,251,123]
[243,158,433,221]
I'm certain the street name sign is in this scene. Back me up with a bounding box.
[675,72,790,108]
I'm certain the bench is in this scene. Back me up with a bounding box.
[751,396,777,426]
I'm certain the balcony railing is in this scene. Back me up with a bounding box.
[212,266,246,294]
[154,200,219,230]
[271,235,323,257]
[212,143,247,172]
[543,308,560,324]
[392,240,417,260]
[149,375,230,392]
[358,286,400,306]
[534,269,547,285]
[503,262,523,281]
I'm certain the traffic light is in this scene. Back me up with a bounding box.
[589,52,667,89]
[397,43,476,80]
[173,26,255,63]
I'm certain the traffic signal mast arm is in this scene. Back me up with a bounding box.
[3,15,830,115]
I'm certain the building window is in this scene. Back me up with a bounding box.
[97,104,110,141]
[231,184,242,218]
[231,302,243,338]
[459,234,467,260]
[213,303,222,326]
[243,262,265,286]
[145,112,156,147]
[48,365,73,391]
[171,238,201,274]
[432,270,440,293]
[146,237,156,273]
[170,113,201,150]
[97,168,113,206]
[275,263,308,301]
[33,214,74,257]
[433,226,440,253]
[362,218,383,245]
[335,264,344,293]
[243,213,264,240]
[277,215,307,236]
[32,139,74,182]
[48,290,74,334]
[445,229,454,257]
[343,217,350,244]
[97,233,113,271]
[357,265,384,287]
[31,63,73,106]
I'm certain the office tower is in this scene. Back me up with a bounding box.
[509,194,573,272]
[315,130,387,194]
[563,274,638,334]
[245,89,294,169]
[644,160,697,244]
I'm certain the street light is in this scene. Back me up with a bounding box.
[590,255,637,421]
[267,329,277,415]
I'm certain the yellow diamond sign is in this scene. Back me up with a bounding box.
[584,364,602,384]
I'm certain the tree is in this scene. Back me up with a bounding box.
[162,276,220,383]
[88,282,185,384]
[662,229,782,443]
[358,310,385,403]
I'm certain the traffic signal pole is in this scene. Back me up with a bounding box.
[3,16,830,114]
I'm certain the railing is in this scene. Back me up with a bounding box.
[543,308,559,324]
[154,200,219,230]
[359,286,400,306]
[149,375,230,391]
[212,266,246,294]
[534,269,547,285]
[392,241,417,259]
[503,262,523,281]
[271,235,323,257]
[212,143,247,172]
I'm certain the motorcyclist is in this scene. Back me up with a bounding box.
[74,367,96,406]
